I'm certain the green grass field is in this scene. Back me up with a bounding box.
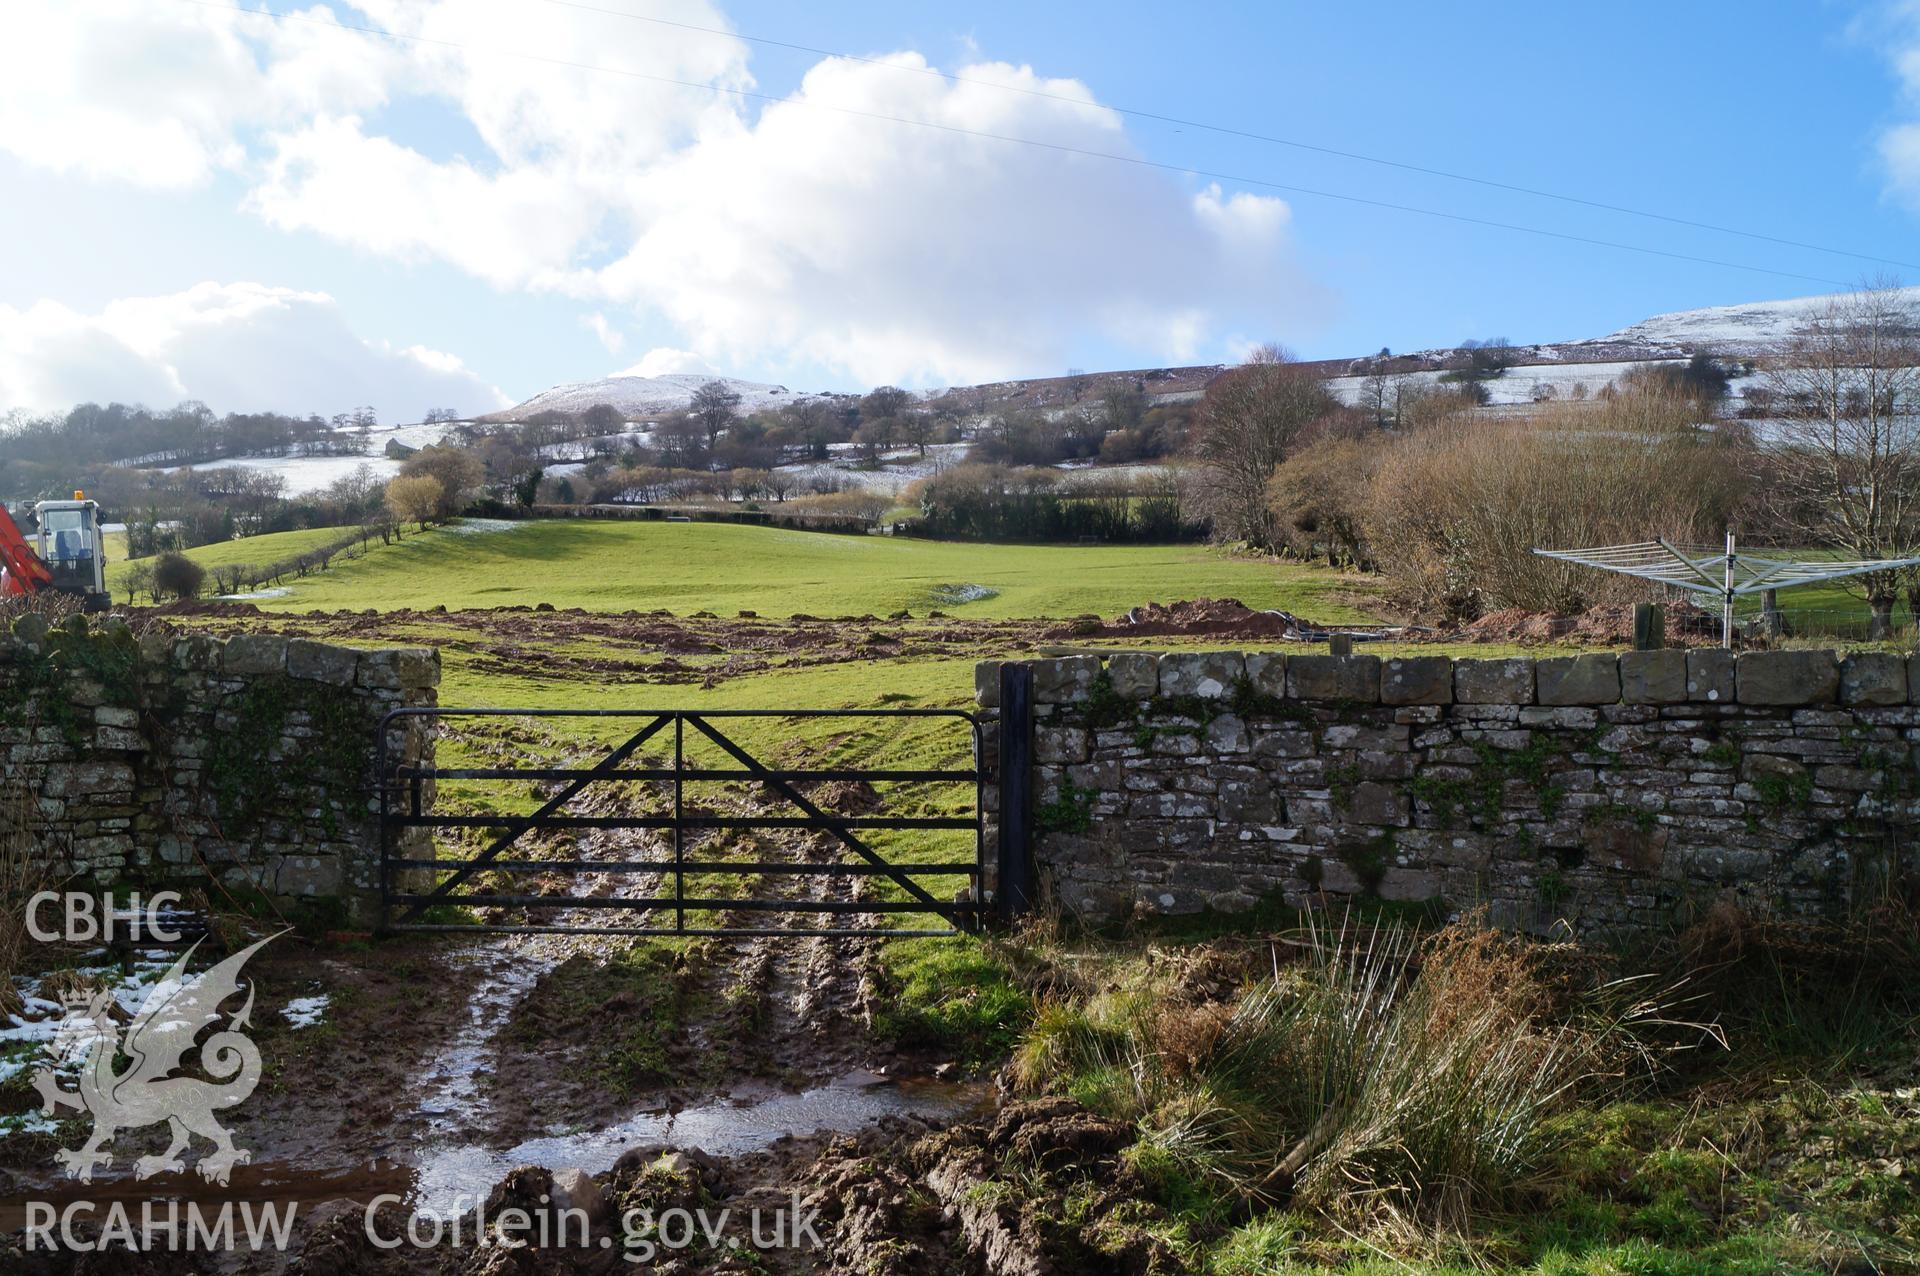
[105,526,367,598]
[113,519,1374,621]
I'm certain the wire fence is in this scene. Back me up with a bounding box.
[1751,607,1918,644]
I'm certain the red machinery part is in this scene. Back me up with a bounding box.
[0,506,55,595]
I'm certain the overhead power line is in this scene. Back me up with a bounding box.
[531,0,1920,275]
[181,0,1853,288]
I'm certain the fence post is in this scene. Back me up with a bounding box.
[997,662,1035,924]
[1632,603,1664,651]
[1328,634,1353,657]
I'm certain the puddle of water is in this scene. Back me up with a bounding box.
[412,947,549,1125]
[403,942,991,1216]
[411,1072,990,1216]
[1,939,995,1230]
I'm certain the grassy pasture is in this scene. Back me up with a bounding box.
[103,526,369,598]
[109,519,1373,620]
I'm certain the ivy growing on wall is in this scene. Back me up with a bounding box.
[207,679,370,838]
[0,617,142,748]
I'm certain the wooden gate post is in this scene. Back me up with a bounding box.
[997,662,1035,923]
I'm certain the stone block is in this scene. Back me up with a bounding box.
[1105,652,1159,699]
[1736,651,1838,706]
[1454,658,1534,704]
[288,639,359,687]
[1032,656,1100,704]
[1686,649,1736,703]
[974,661,1001,707]
[1346,780,1409,826]
[1243,652,1287,699]
[1287,654,1381,702]
[394,647,440,690]
[1377,867,1441,901]
[1036,727,1090,764]
[269,855,343,897]
[1840,652,1907,706]
[1157,651,1244,698]
[1537,654,1621,706]
[1619,650,1688,704]
[171,634,220,671]
[44,762,135,798]
[1380,656,1451,705]
[1206,714,1250,753]
[221,633,288,677]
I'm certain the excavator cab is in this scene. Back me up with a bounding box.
[32,495,110,612]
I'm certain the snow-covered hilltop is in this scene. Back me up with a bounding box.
[1575,286,1920,354]
[479,373,838,423]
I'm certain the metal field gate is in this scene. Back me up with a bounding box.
[375,706,990,938]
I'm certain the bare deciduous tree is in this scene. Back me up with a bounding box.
[1763,280,1920,638]
[690,380,742,450]
[1188,345,1336,552]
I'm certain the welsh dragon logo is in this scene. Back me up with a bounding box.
[31,934,279,1185]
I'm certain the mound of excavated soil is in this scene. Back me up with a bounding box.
[1061,596,1309,639]
[136,603,1053,689]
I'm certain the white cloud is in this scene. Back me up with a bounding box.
[0,283,507,419]
[583,312,625,355]
[0,1,395,187]
[616,347,717,377]
[0,2,1324,384]
[597,54,1313,383]
[1878,2,1920,208]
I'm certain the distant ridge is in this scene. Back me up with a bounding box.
[479,373,836,423]
[483,287,1920,424]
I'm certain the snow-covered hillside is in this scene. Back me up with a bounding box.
[1328,287,1920,410]
[481,373,836,423]
[1579,286,1920,353]
[1325,359,1690,411]
[152,420,462,496]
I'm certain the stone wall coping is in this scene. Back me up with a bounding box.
[986,647,1912,709]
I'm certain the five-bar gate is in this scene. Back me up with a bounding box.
[376,707,987,937]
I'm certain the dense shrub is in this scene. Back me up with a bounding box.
[1363,388,1748,619]
[151,551,206,600]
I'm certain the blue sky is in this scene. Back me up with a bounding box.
[3,1,1919,417]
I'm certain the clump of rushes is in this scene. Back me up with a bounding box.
[1014,915,1685,1233]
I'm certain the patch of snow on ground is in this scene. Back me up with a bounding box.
[1325,360,1684,409]
[281,994,330,1029]
[775,442,968,496]
[442,518,524,536]
[216,587,291,601]
[929,583,997,604]
[181,452,402,497]
[2,950,177,1047]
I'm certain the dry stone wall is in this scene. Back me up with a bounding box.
[3,616,436,927]
[978,648,1920,937]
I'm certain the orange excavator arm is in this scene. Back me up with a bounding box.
[0,506,54,595]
